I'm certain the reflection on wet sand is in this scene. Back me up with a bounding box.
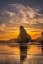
[0,43,43,64]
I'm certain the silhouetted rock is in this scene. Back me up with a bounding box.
[36,32,43,42]
[17,26,31,44]
[7,38,17,43]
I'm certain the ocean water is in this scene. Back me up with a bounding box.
[0,42,43,64]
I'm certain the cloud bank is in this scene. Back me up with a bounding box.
[0,4,43,28]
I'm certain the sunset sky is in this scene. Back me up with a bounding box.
[0,0,43,40]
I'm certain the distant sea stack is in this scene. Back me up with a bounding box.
[36,32,43,42]
[17,26,32,44]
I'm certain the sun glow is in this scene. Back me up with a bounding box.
[0,27,42,40]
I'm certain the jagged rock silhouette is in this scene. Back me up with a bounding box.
[17,26,31,44]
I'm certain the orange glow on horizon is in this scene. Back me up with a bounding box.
[0,29,42,40]
[27,31,41,39]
